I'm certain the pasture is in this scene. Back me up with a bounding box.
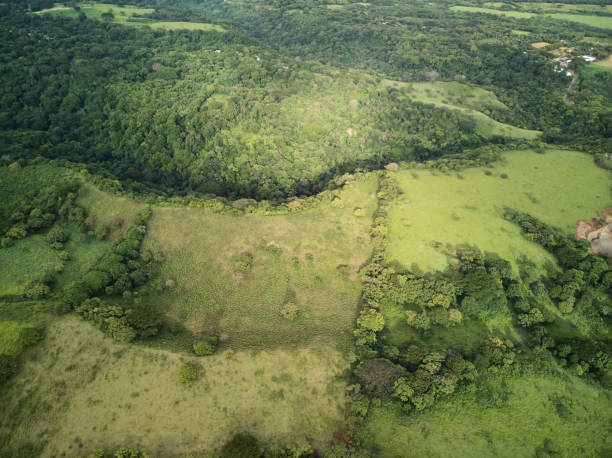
[383,80,540,140]
[0,317,349,456]
[143,174,378,350]
[37,3,226,32]
[363,373,612,457]
[386,149,612,272]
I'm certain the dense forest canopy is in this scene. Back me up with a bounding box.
[0,0,610,199]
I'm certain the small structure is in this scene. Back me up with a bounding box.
[582,55,597,62]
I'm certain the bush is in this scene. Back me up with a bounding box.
[220,433,261,458]
[24,282,51,299]
[177,362,200,385]
[46,226,69,246]
[193,336,218,356]
[0,355,17,385]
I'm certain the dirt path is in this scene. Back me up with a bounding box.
[564,70,578,104]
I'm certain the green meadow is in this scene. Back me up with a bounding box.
[386,149,612,272]
[382,80,540,140]
[452,5,612,30]
[37,3,226,32]
[143,174,378,350]
[363,373,612,457]
[0,317,349,456]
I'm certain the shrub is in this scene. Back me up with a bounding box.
[280,302,299,320]
[193,336,218,356]
[83,270,112,293]
[177,362,200,385]
[24,282,51,299]
[46,226,69,245]
[220,433,261,458]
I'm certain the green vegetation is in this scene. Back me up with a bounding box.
[383,80,541,139]
[0,0,611,455]
[37,3,227,31]
[0,317,349,455]
[143,174,378,349]
[387,149,611,272]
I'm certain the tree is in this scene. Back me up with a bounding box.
[220,434,262,458]
[193,336,218,356]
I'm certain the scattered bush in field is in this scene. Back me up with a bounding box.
[24,282,51,299]
[177,362,200,385]
[280,302,299,320]
[235,252,254,274]
[220,433,261,458]
[193,336,218,356]
[500,173,509,179]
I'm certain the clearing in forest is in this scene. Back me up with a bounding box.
[143,174,378,350]
[386,149,612,273]
[382,80,540,140]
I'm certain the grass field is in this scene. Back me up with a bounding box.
[143,174,378,350]
[76,184,144,239]
[382,80,540,140]
[547,13,612,30]
[37,3,226,32]
[0,235,62,296]
[363,373,612,457]
[451,5,612,30]
[386,149,612,273]
[0,317,349,456]
[0,321,37,356]
[450,6,537,19]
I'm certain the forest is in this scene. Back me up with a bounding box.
[0,0,612,456]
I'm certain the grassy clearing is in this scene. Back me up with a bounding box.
[0,235,61,296]
[383,80,540,140]
[450,6,537,18]
[143,175,378,350]
[0,317,349,456]
[531,41,550,48]
[0,321,37,356]
[386,149,612,273]
[547,13,612,30]
[362,373,612,457]
[526,2,612,14]
[38,3,226,31]
[593,54,612,71]
[76,184,144,239]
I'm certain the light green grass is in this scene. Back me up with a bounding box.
[0,236,62,296]
[38,3,226,32]
[526,3,612,14]
[386,149,612,273]
[547,13,612,30]
[451,5,612,30]
[0,317,349,456]
[363,373,612,457]
[143,175,378,350]
[0,321,36,356]
[142,21,226,31]
[76,184,144,239]
[450,6,537,18]
[382,80,540,140]
[54,223,111,289]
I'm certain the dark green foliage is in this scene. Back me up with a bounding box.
[355,359,407,397]
[193,336,218,356]
[220,433,262,458]
[0,354,17,385]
